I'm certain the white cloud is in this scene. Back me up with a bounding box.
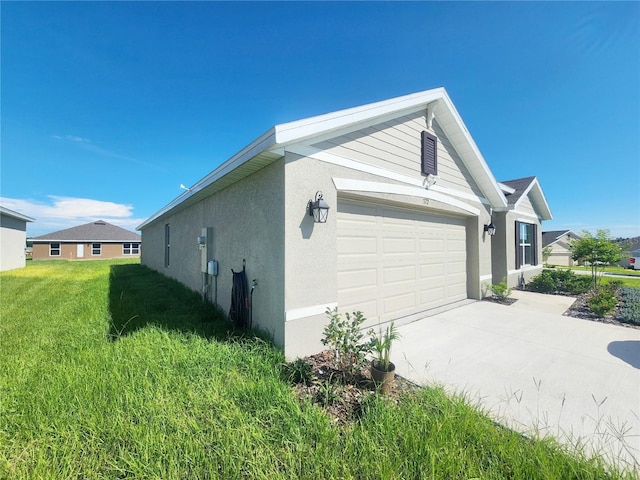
[0,196,145,236]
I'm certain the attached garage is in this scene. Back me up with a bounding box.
[337,197,468,327]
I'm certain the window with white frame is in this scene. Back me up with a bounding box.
[92,243,102,255]
[515,221,537,269]
[50,242,61,256]
[123,243,140,255]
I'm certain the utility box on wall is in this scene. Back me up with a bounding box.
[200,227,214,273]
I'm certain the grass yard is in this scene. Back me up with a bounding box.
[1,260,636,479]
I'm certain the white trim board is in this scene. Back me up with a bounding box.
[332,178,480,216]
[288,144,488,207]
[286,302,338,322]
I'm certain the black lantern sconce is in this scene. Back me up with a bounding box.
[484,222,496,236]
[308,191,330,223]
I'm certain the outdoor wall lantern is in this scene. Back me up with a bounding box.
[308,191,330,223]
[484,222,496,236]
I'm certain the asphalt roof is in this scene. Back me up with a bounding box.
[500,176,536,206]
[31,220,140,242]
[541,230,580,247]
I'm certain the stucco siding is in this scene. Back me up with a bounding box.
[141,159,286,347]
[0,219,27,271]
[311,113,484,201]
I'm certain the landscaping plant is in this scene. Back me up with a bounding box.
[527,269,592,295]
[322,307,374,376]
[370,322,400,372]
[570,229,624,288]
[618,288,640,325]
[491,278,512,302]
[588,286,619,317]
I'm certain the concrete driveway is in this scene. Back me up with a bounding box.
[395,290,640,470]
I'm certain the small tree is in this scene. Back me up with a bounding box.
[569,230,623,288]
[542,245,552,264]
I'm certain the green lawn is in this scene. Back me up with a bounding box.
[1,260,636,479]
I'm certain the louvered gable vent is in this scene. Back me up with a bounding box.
[421,131,437,176]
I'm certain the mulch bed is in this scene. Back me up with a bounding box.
[563,291,640,329]
[290,350,419,426]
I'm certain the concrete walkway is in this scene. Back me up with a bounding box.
[395,290,640,471]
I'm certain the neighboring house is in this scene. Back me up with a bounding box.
[619,236,640,268]
[541,230,581,266]
[0,206,35,272]
[31,220,141,260]
[138,87,552,358]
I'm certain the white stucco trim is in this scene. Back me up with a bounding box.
[332,178,480,216]
[479,274,493,281]
[513,212,542,222]
[288,144,488,206]
[286,302,337,322]
[508,265,541,275]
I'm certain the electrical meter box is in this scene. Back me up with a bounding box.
[207,260,218,276]
[200,227,214,273]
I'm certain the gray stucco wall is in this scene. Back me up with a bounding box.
[492,211,543,288]
[141,159,286,347]
[0,214,28,272]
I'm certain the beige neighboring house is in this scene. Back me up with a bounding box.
[138,87,552,358]
[31,220,141,260]
[0,206,35,272]
[541,230,581,266]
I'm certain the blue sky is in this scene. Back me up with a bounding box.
[2,1,638,238]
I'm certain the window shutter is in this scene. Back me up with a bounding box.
[515,221,522,270]
[421,131,437,176]
[532,224,538,265]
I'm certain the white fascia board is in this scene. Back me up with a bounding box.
[137,128,278,230]
[0,206,35,223]
[512,177,553,221]
[498,182,516,194]
[274,88,446,145]
[434,92,508,210]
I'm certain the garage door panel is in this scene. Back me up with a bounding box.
[419,263,445,278]
[383,292,417,318]
[337,199,468,322]
[338,268,377,290]
[419,286,446,305]
[419,238,445,253]
[382,237,416,255]
[338,236,377,256]
[383,264,416,284]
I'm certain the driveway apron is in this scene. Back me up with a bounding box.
[395,290,640,470]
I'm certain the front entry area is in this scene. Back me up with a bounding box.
[337,198,468,328]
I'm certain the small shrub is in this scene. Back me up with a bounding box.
[618,287,640,325]
[491,278,512,301]
[283,358,313,386]
[527,269,591,295]
[322,307,373,376]
[527,270,558,293]
[588,287,618,317]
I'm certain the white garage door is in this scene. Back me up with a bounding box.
[337,198,467,327]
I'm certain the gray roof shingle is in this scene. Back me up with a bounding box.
[500,176,536,206]
[31,220,140,242]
